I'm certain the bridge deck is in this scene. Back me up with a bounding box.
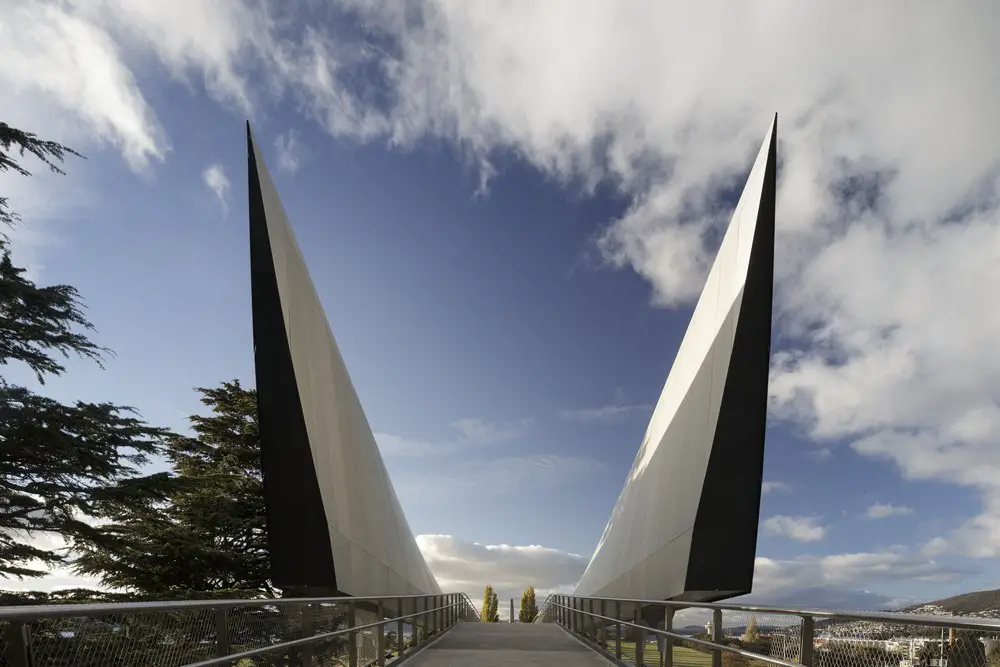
[404,623,612,666]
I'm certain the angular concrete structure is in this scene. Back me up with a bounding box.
[575,116,777,603]
[247,123,441,596]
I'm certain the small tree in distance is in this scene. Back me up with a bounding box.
[519,585,538,623]
[481,585,500,623]
[742,615,760,645]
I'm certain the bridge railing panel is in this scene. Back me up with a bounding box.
[537,594,1000,667]
[0,591,479,667]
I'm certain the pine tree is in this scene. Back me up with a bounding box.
[742,615,760,645]
[519,585,538,623]
[72,381,274,598]
[0,121,170,582]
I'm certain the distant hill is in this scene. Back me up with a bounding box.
[902,589,1000,619]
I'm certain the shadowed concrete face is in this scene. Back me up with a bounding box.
[575,116,778,603]
[247,123,441,597]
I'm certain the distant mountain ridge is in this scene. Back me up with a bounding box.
[902,589,1000,619]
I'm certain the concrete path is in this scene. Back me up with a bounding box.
[403,623,613,666]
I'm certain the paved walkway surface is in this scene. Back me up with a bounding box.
[404,623,613,666]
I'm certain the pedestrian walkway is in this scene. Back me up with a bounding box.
[405,622,613,666]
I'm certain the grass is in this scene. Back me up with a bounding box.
[610,642,714,667]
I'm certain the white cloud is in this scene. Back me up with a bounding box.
[309,2,1000,559]
[865,502,914,519]
[761,481,791,494]
[10,0,1000,562]
[416,534,586,616]
[0,3,168,170]
[763,515,827,542]
[670,548,964,627]
[202,163,230,214]
[376,417,530,457]
[415,534,961,624]
[275,129,303,173]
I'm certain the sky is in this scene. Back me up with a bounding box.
[3,0,1000,620]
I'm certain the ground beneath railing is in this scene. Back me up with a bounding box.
[403,623,612,666]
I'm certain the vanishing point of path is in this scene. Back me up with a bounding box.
[404,623,614,666]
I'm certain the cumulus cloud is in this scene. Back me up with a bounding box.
[10,0,1000,563]
[311,1,1000,560]
[763,515,827,542]
[202,163,230,214]
[416,534,587,617]
[865,503,914,519]
[415,535,959,623]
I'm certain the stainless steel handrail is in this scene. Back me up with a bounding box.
[538,592,1000,667]
[1,591,480,667]
[541,594,1000,633]
[0,592,471,621]
[185,598,467,667]
[549,601,802,667]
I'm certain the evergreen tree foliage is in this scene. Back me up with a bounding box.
[0,121,170,582]
[0,387,171,579]
[742,615,760,644]
[72,380,274,598]
[488,588,499,622]
[480,585,500,623]
[0,121,82,230]
[518,585,538,623]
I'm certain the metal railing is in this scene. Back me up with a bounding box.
[537,594,1000,667]
[0,592,478,667]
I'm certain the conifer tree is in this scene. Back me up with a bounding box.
[0,121,170,582]
[73,381,274,598]
[519,585,538,623]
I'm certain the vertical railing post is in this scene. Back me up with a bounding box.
[510,597,515,623]
[299,602,315,667]
[397,597,406,658]
[665,606,674,667]
[214,606,231,658]
[635,605,646,667]
[599,599,607,647]
[615,601,622,662]
[419,596,426,643]
[711,609,723,667]
[347,601,358,667]
[5,621,31,667]
[800,615,814,667]
[377,599,386,667]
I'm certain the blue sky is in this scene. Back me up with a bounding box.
[3,1,1000,612]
